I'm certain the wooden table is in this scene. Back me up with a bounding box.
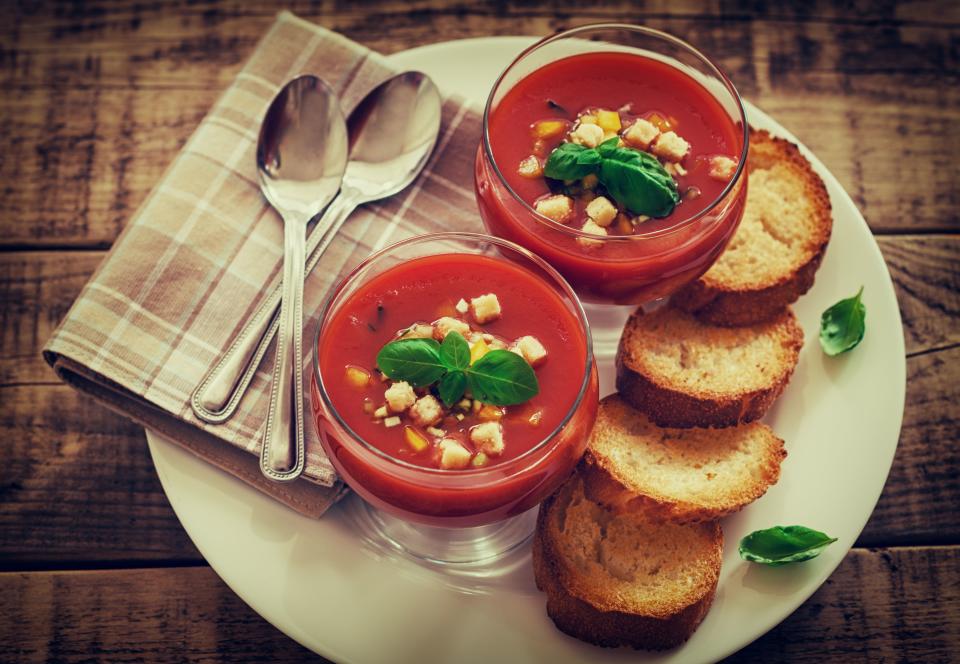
[1,2,958,661]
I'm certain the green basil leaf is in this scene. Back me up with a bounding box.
[598,147,679,217]
[820,287,866,356]
[438,370,467,407]
[440,331,470,371]
[738,526,838,566]
[376,338,446,387]
[465,350,539,406]
[543,142,601,181]
[596,136,620,158]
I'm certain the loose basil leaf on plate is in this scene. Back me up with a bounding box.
[738,525,838,566]
[466,350,539,406]
[375,338,446,387]
[820,287,866,356]
[438,370,467,407]
[598,146,679,217]
[543,142,602,181]
[440,331,470,371]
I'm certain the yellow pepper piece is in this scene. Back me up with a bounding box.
[344,365,372,388]
[477,404,504,421]
[469,338,490,364]
[596,110,621,132]
[648,113,673,132]
[531,119,567,140]
[404,426,430,453]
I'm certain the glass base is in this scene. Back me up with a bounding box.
[582,302,634,360]
[343,494,537,572]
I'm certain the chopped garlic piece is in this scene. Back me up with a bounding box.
[373,406,388,419]
[470,293,501,324]
[384,380,416,413]
[383,416,401,428]
[455,298,469,314]
[585,196,617,227]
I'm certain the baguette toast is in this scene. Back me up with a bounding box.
[673,129,832,326]
[616,304,803,428]
[582,394,786,522]
[533,474,722,650]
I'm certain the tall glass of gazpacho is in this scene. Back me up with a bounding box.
[312,232,598,564]
[475,24,748,314]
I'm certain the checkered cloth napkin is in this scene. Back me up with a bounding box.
[42,12,484,516]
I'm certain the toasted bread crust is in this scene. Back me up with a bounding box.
[673,129,832,326]
[616,306,803,428]
[533,479,722,650]
[581,395,787,522]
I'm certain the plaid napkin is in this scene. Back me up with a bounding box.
[42,12,483,517]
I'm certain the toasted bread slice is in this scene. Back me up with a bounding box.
[673,129,832,326]
[582,394,786,522]
[533,474,722,650]
[616,304,803,428]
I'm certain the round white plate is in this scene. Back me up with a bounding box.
[148,37,905,663]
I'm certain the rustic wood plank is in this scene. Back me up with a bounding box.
[0,546,956,663]
[879,236,960,356]
[0,566,325,663]
[0,2,957,246]
[729,546,960,662]
[859,345,960,546]
[0,384,201,565]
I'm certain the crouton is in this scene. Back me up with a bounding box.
[470,421,505,456]
[470,293,502,324]
[384,380,416,413]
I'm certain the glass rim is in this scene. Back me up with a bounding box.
[480,22,750,242]
[312,231,595,478]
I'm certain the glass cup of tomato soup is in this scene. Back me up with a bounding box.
[311,233,599,564]
[475,24,748,310]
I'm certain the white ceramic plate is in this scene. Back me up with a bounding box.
[147,37,906,663]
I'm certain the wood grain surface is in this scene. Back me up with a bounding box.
[1,1,957,662]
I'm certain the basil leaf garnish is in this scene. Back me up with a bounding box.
[438,370,467,407]
[466,350,539,406]
[820,287,866,356]
[543,140,679,218]
[440,331,470,371]
[543,142,602,181]
[599,146,679,217]
[738,526,838,566]
[377,334,540,407]
[375,338,445,387]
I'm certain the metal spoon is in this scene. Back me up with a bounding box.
[191,71,441,426]
[256,75,348,481]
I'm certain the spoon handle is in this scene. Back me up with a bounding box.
[191,197,356,424]
[260,215,307,480]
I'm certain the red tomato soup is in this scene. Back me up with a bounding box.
[314,253,598,526]
[476,51,747,304]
